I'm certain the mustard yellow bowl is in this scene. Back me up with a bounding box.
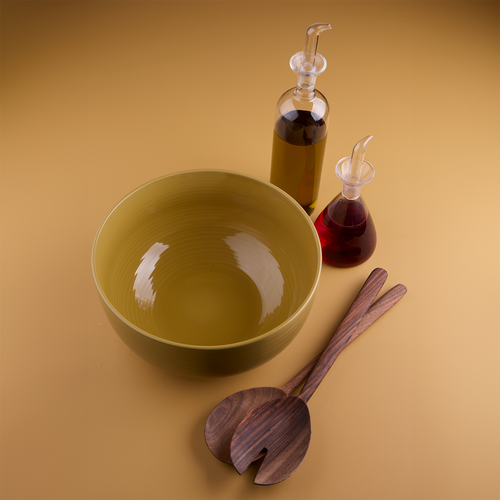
[91,170,321,378]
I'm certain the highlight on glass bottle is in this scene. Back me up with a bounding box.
[270,23,331,215]
[314,135,377,267]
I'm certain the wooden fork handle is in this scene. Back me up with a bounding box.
[297,268,388,403]
[280,283,407,396]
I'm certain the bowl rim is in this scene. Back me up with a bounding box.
[91,168,322,351]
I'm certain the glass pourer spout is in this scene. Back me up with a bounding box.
[301,23,332,73]
[290,23,331,99]
[337,135,375,200]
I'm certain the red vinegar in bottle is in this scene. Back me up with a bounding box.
[314,136,377,267]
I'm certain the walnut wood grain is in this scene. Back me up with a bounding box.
[298,267,388,403]
[230,268,389,485]
[280,282,407,395]
[204,281,407,465]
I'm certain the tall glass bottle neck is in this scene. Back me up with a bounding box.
[294,73,317,100]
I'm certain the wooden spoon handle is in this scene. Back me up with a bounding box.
[350,283,407,343]
[298,268,388,403]
[280,283,407,396]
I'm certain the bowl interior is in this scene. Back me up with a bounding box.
[92,170,321,347]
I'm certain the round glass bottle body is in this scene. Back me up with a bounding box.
[314,192,376,267]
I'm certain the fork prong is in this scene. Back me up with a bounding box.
[230,397,311,483]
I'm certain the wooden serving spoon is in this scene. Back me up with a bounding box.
[230,268,388,485]
[204,282,407,464]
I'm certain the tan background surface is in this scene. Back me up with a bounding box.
[1,1,499,499]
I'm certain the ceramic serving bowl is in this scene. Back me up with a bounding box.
[91,170,321,378]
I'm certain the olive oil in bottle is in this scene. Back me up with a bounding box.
[270,110,328,214]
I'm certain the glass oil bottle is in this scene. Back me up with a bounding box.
[314,136,377,267]
[270,23,331,215]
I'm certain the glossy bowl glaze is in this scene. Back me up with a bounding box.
[92,170,321,377]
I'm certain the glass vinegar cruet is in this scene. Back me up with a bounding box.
[270,23,331,215]
[314,135,377,267]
